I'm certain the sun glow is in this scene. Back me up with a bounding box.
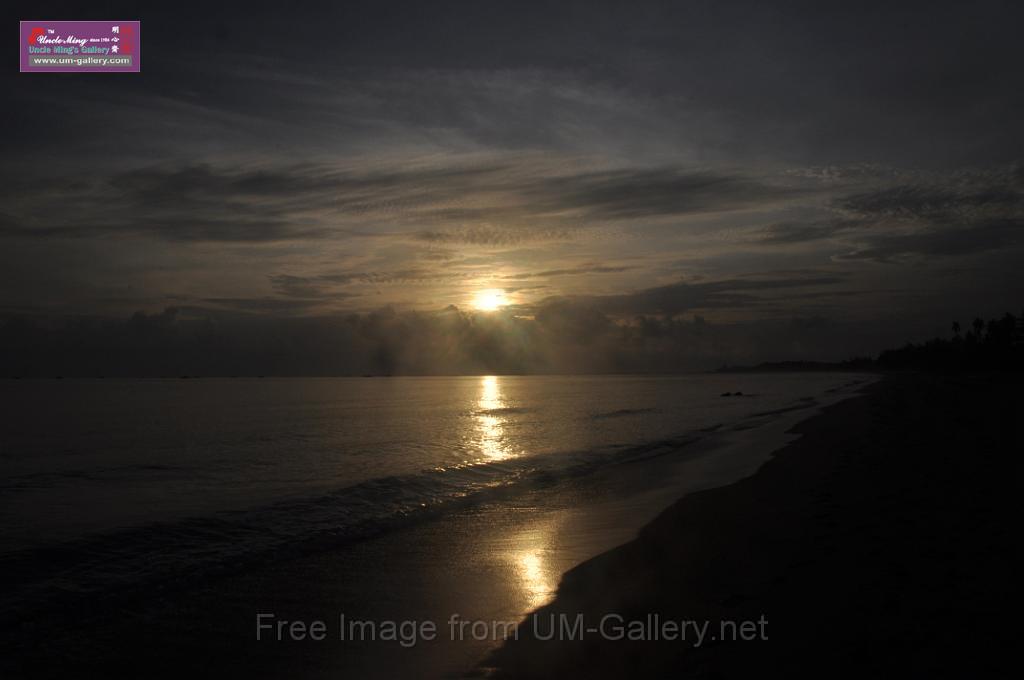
[472,289,507,311]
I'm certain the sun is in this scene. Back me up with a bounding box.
[472,289,507,311]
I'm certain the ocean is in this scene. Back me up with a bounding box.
[0,373,866,622]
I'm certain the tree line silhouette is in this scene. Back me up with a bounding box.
[719,310,1024,373]
[876,311,1024,371]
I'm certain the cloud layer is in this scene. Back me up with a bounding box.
[3,1,1023,371]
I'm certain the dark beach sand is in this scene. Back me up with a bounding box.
[484,373,1020,678]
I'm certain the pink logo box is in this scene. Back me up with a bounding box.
[21,21,140,72]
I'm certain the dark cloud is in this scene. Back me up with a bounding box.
[198,297,327,315]
[0,162,511,243]
[563,272,847,317]
[755,167,1024,263]
[269,269,468,299]
[839,183,1024,224]
[415,225,577,246]
[757,221,857,245]
[834,218,1024,263]
[524,168,799,219]
[835,170,1024,261]
[0,162,795,244]
[267,275,349,300]
[501,264,634,280]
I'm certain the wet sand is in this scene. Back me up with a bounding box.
[486,373,1019,678]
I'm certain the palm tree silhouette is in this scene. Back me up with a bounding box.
[972,317,985,339]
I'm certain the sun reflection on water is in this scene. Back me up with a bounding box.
[476,375,513,461]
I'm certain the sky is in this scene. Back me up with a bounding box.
[3,0,1023,374]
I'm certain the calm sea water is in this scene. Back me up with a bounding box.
[0,373,863,611]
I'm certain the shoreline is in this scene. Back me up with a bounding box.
[484,373,1018,677]
[1,376,874,679]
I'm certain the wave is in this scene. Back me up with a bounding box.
[591,407,658,419]
[475,406,535,416]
